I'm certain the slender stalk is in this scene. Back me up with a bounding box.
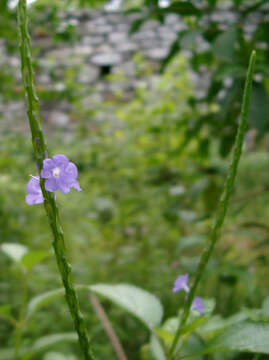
[168,50,256,360]
[90,294,127,360]
[17,1,95,359]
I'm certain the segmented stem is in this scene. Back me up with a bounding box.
[17,1,95,359]
[168,50,256,359]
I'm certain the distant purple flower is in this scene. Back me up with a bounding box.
[173,273,205,314]
[173,274,190,293]
[26,176,44,205]
[41,154,82,194]
[191,296,205,314]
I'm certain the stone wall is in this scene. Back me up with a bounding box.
[0,6,265,133]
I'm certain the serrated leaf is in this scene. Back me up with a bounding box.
[26,284,163,331]
[22,250,51,271]
[90,283,163,329]
[206,321,269,354]
[1,243,28,263]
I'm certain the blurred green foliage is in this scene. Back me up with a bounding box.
[1,1,269,359]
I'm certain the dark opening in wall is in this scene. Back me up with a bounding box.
[100,65,112,77]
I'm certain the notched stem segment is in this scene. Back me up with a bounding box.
[168,50,256,360]
[17,1,95,359]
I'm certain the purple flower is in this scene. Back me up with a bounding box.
[41,154,82,194]
[173,273,205,314]
[191,296,205,314]
[26,176,44,205]
[173,274,190,293]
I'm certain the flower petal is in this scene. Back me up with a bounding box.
[26,193,43,205]
[64,162,78,179]
[72,180,82,192]
[192,297,204,314]
[45,178,58,192]
[173,274,189,293]
[41,159,54,178]
[53,154,69,168]
[59,181,71,194]
[26,177,41,194]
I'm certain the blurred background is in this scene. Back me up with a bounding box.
[1,0,269,359]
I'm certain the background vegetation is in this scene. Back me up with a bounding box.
[1,0,269,359]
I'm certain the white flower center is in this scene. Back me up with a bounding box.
[52,167,60,178]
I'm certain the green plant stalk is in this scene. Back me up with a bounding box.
[17,1,95,359]
[168,50,256,360]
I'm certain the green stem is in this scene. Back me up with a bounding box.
[168,50,256,360]
[17,1,95,359]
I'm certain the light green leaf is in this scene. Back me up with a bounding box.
[197,312,248,340]
[261,296,269,318]
[26,288,66,320]
[177,234,207,251]
[0,334,77,360]
[206,321,269,354]
[150,335,166,360]
[43,352,68,360]
[27,333,78,357]
[26,283,163,331]
[1,243,28,263]
[90,283,163,329]
[22,251,51,271]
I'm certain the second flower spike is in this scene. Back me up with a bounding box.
[41,154,82,194]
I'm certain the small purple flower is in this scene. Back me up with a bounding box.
[173,273,205,314]
[41,154,82,194]
[173,274,190,293]
[26,176,44,205]
[191,296,205,314]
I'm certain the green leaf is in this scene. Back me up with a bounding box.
[0,334,77,360]
[0,304,11,317]
[26,284,163,331]
[25,333,78,359]
[249,83,269,131]
[206,321,269,354]
[160,37,181,72]
[90,283,163,329]
[43,352,68,360]
[177,234,207,250]
[21,250,51,271]
[207,0,218,6]
[163,2,201,16]
[197,312,248,340]
[149,335,166,360]
[1,243,28,263]
[26,288,65,320]
[0,348,13,360]
[129,17,146,34]
[213,28,237,62]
